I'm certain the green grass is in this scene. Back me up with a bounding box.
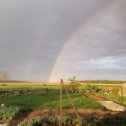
[0,92,104,111]
[0,106,20,121]
[79,80,126,84]
[0,84,122,111]
[0,85,59,89]
[96,92,126,106]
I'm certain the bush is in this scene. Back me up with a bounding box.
[84,84,101,93]
[2,84,6,86]
[111,88,119,95]
[43,83,47,86]
[68,76,81,93]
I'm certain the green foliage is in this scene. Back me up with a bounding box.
[0,93,104,111]
[18,116,126,126]
[111,87,119,95]
[74,117,86,126]
[69,76,77,84]
[18,116,86,126]
[0,106,20,121]
[61,116,74,125]
[84,84,101,93]
[68,76,81,93]
[97,91,126,106]
[80,80,126,84]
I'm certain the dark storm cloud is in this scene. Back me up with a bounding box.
[1,0,126,81]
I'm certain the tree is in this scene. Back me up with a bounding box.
[0,71,9,81]
[68,76,80,93]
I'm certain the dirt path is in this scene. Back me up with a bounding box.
[84,93,106,101]
[84,93,126,112]
[98,101,126,111]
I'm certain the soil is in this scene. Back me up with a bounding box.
[8,109,126,126]
[84,93,106,101]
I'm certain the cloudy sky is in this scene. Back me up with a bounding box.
[0,0,126,82]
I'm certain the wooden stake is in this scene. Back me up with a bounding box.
[60,79,63,126]
[62,82,80,118]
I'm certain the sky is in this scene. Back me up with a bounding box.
[0,0,126,82]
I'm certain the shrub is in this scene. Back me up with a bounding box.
[111,87,119,95]
[68,76,81,93]
[43,83,47,86]
[2,84,6,86]
[84,84,101,93]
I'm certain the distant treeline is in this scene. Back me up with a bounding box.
[0,80,29,83]
[79,80,126,84]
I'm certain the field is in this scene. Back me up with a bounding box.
[0,84,104,110]
[0,82,126,126]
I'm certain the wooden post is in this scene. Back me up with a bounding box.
[60,79,63,126]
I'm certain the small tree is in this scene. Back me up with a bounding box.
[68,76,80,93]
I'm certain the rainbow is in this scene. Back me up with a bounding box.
[26,0,115,82]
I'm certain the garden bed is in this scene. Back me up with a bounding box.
[7,109,126,126]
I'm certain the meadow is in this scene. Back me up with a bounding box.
[0,84,104,111]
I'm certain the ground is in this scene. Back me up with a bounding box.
[0,83,126,126]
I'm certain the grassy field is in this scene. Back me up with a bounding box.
[0,84,59,89]
[0,93,105,110]
[0,83,126,126]
[0,84,105,110]
[0,83,123,112]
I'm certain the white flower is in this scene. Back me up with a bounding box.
[1,104,5,107]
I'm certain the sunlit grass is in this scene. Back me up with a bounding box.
[0,93,104,110]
